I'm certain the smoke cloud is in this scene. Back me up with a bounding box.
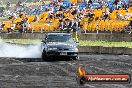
[0,39,42,58]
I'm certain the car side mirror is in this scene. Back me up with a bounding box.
[76,42,79,44]
[74,41,79,45]
[76,41,79,44]
[74,40,79,44]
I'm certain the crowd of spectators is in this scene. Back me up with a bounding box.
[0,0,132,34]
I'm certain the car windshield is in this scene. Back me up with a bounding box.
[46,34,75,43]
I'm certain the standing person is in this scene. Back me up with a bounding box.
[63,18,72,33]
[71,17,79,42]
[59,18,63,32]
[116,11,123,20]
[16,0,22,7]
[10,16,16,32]
[130,21,132,28]
[21,15,29,33]
[6,2,10,10]
[128,20,132,34]
[88,0,93,5]
[0,22,6,32]
[0,22,2,33]
[114,0,120,10]
[33,15,39,22]
[124,10,132,20]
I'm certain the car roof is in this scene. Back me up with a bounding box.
[47,33,71,36]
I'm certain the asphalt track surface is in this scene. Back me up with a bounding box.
[0,55,132,88]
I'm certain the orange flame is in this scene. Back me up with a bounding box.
[78,66,86,76]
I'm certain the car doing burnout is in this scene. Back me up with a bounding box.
[41,33,79,60]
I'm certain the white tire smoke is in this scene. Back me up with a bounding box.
[0,40,42,58]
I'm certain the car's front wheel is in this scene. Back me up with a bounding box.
[42,51,48,61]
[72,56,79,60]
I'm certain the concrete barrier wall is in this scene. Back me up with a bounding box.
[79,46,132,55]
[78,33,132,41]
[1,33,132,41]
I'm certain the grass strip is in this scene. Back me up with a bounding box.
[79,40,132,48]
[1,39,132,48]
